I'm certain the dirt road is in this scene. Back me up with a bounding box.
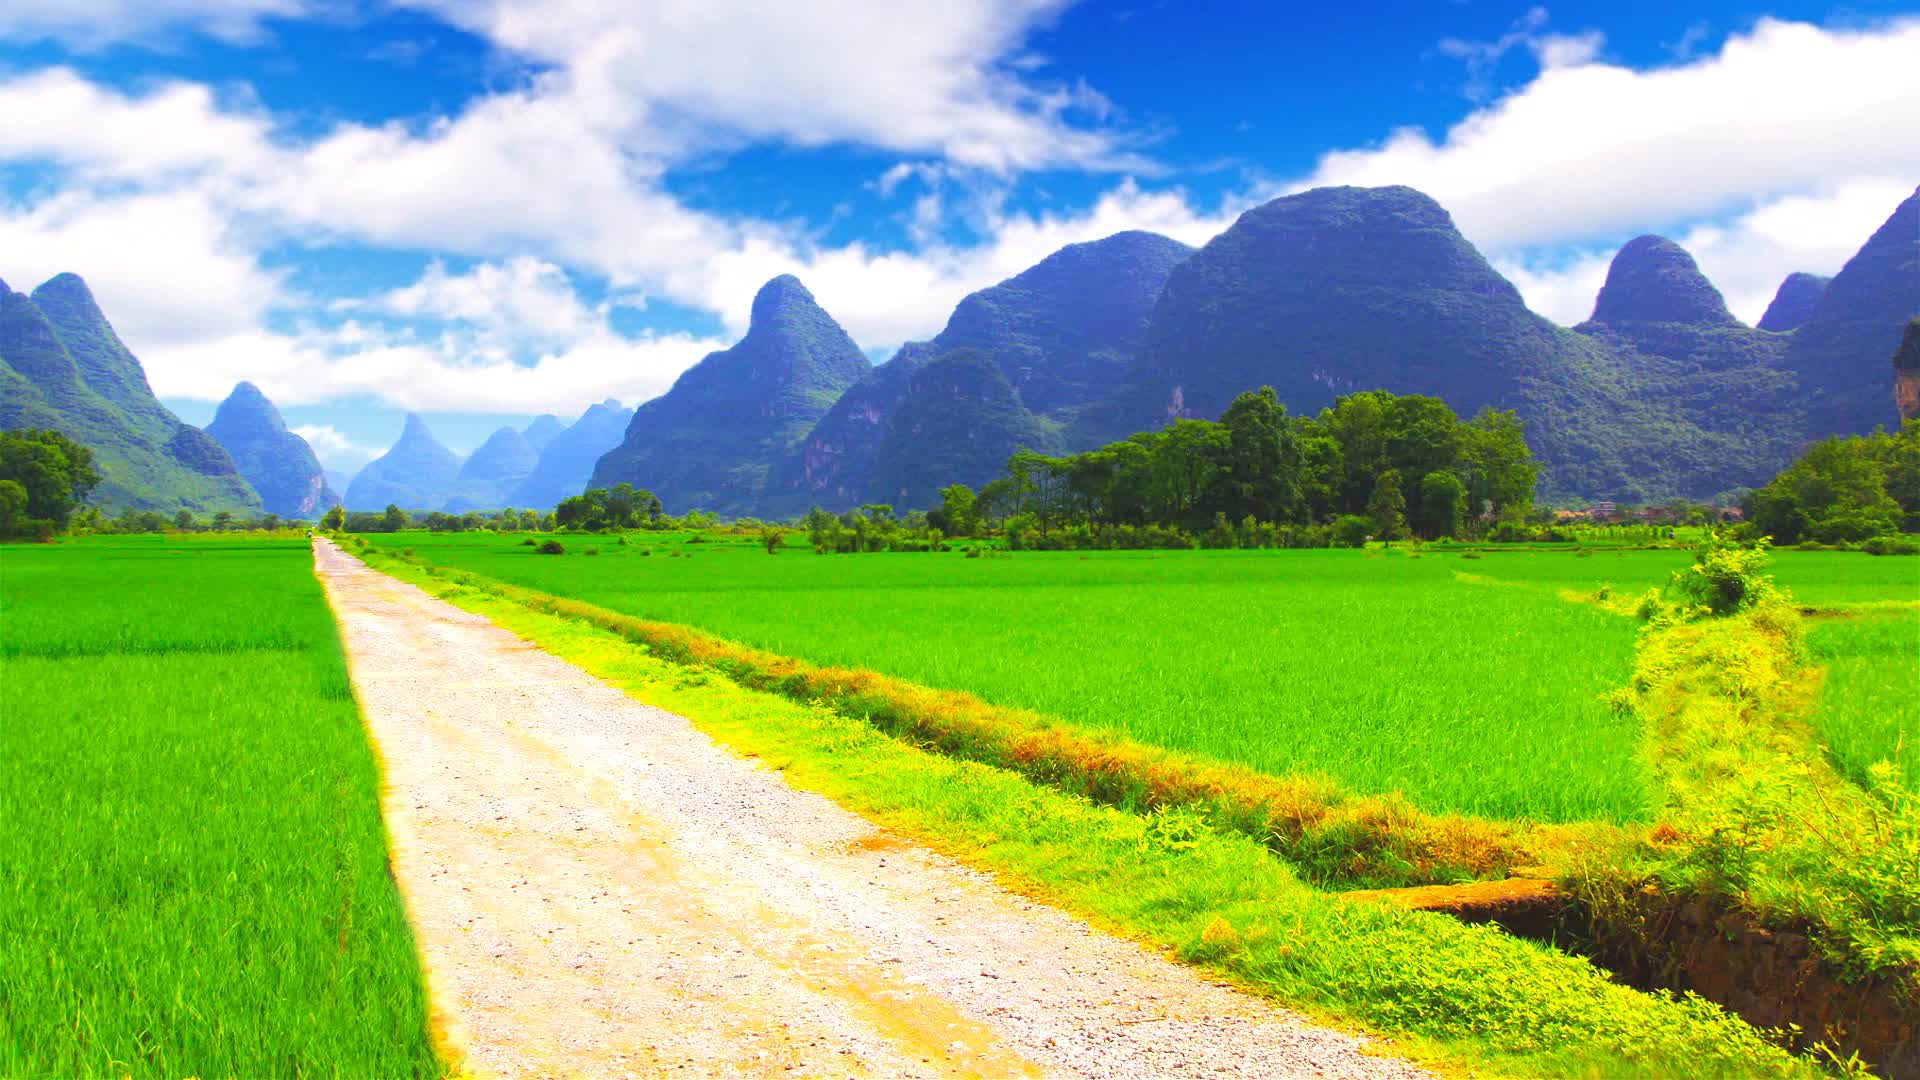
[314,539,1427,1079]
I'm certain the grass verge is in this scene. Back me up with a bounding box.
[343,539,1817,1079]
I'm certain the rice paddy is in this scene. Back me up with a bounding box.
[0,535,438,1078]
[1806,610,1919,794]
[365,537,1653,822]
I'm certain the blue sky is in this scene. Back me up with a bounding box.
[2,1,1916,473]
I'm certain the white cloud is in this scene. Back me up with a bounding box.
[1298,17,1920,250]
[290,423,380,470]
[0,188,279,348]
[394,0,1136,173]
[0,0,306,48]
[357,256,611,348]
[0,68,276,180]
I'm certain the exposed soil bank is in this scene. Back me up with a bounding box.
[1351,882,1919,1076]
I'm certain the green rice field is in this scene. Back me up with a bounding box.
[1806,610,1919,794]
[0,536,439,1077]
[368,536,1660,822]
[370,535,1916,823]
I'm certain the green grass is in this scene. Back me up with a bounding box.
[359,549,1814,1080]
[1806,611,1919,794]
[366,535,1652,823]
[0,535,438,1077]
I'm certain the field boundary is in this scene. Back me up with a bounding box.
[347,541,1615,889]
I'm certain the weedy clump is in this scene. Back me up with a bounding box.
[537,539,565,555]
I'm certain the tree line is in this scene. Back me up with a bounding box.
[957,387,1534,548]
[1741,420,1919,551]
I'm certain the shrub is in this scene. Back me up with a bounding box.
[520,537,537,546]
[536,540,565,555]
[1667,537,1777,616]
[1861,534,1920,556]
[1330,515,1372,548]
[583,546,600,556]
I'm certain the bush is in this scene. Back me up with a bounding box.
[1667,536,1776,616]
[1330,515,1372,548]
[520,537,537,546]
[583,546,600,556]
[536,540,565,555]
[1861,534,1920,556]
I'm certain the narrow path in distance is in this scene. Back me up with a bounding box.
[314,539,1428,1080]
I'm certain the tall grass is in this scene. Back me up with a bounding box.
[368,536,1650,822]
[0,536,438,1077]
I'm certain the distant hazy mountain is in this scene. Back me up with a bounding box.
[205,382,339,518]
[344,413,461,510]
[1,273,261,514]
[870,349,1061,510]
[520,414,565,454]
[783,231,1190,511]
[1783,186,1920,437]
[1757,272,1831,333]
[591,276,870,515]
[509,399,634,510]
[444,425,538,511]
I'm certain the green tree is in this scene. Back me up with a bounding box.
[320,504,347,530]
[1216,386,1302,524]
[0,479,27,536]
[212,510,234,531]
[1458,408,1537,519]
[1417,469,1468,539]
[934,483,978,537]
[0,428,101,535]
[1368,469,1407,540]
[382,504,409,533]
[174,510,195,531]
[1744,434,1901,543]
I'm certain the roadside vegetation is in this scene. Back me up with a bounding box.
[0,535,439,1077]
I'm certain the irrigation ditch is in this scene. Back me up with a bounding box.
[1350,879,1918,1075]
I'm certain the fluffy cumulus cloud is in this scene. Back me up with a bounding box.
[1,8,1916,417]
[392,0,1134,172]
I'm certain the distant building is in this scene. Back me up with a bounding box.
[1590,501,1618,521]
